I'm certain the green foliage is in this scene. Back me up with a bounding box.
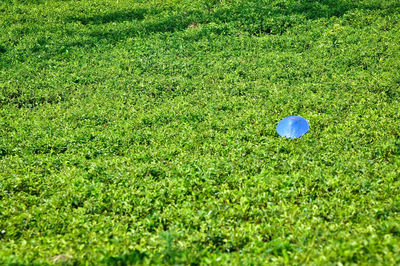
[1,0,400,264]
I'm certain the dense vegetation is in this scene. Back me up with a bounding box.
[1,0,400,264]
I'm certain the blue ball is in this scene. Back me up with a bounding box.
[276,116,309,139]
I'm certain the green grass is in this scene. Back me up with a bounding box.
[1,0,400,264]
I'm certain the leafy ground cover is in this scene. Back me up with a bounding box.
[1,0,400,264]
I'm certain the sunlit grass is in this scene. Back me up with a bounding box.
[1,0,400,264]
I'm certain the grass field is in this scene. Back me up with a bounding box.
[1,0,400,264]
